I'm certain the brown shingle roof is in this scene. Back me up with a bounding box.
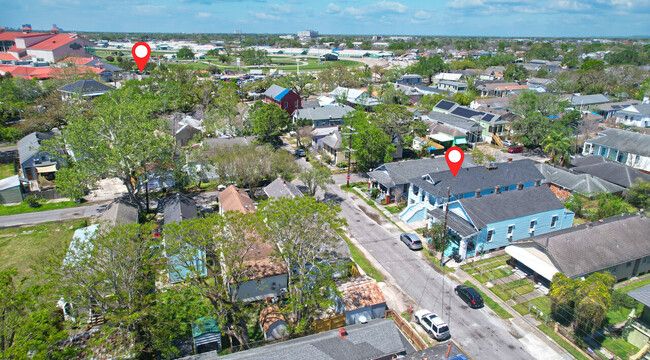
[337,276,386,311]
[218,185,256,214]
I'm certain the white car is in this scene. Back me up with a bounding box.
[414,309,450,340]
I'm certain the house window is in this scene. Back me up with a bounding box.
[643,257,648,265]
[626,261,632,268]
[550,215,558,228]
[610,266,617,275]
[486,229,495,242]
[284,102,288,108]
[507,225,514,238]
[529,220,536,233]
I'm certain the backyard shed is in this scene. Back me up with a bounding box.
[0,175,24,204]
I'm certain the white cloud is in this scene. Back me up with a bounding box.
[248,11,282,21]
[268,3,294,14]
[197,12,213,18]
[133,4,167,14]
[413,10,431,20]
[335,0,409,19]
[326,2,341,13]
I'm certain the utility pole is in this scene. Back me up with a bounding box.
[341,117,357,187]
[440,187,451,268]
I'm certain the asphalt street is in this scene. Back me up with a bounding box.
[326,183,562,360]
[288,144,568,360]
[0,203,109,228]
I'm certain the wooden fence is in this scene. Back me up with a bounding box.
[385,309,428,351]
[312,313,346,334]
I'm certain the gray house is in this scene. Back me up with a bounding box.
[367,157,476,204]
[534,163,624,199]
[292,105,354,128]
[98,199,139,226]
[58,79,114,99]
[505,213,650,284]
[570,155,650,188]
[581,129,650,172]
[215,318,414,360]
[17,131,60,181]
[263,177,303,199]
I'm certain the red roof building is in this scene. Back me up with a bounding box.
[0,31,94,63]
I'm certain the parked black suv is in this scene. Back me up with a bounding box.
[455,285,484,308]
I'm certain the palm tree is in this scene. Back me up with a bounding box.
[542,131,572,167]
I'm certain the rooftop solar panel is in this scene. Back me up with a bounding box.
[436,100,456,111]
[482,114,495,122]
[611,105,621,109]
[451,107,481,119]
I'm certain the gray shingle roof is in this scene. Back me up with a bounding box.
[628,285,650,307]
[367,157,477,188]
[98,199,139,226]
[459,186,565,229]
[263,177,303,198]
[424,112,483,133]
[293,105,354,121]
[530,214,650,278]
[263,84,288,99]
[321,131,343,150]
[534,163,624,197]
[411,159,543,199]
[214,319,412,360]
[584,128,650,157]
[58,79,114,96]
[17,131,57,166]
[428,123,466,138]
[567,94,610,106]
[163,194,197,225]
[618,103,650,116]
[203,136,257,150]
[428,208,478,237]
[570,156,650,188]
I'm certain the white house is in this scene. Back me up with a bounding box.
[615,104,650,128]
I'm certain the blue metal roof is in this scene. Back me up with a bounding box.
[274,89,291,100]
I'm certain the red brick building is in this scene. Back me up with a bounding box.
[262,84,301,116]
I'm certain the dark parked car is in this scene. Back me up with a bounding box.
[400,233,423,250]
[455,285,484,308]
[508,145,523,153]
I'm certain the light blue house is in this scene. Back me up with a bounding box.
[428,186,574,259]
[400,159,544,224]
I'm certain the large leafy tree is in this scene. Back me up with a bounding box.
[624,180,650,210]
[412,55,447,83]
[299,164,334,197]
[259,197,346,334]
[509,90,566,147]
[0,268,71,359]
[247,101,290,144]
[206,82,241,135]
[56,222,160,357]
[48,86,175,210]
[347,110,395,172]
[163,212,265,349]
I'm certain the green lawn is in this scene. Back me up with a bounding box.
[489,280,534,302]
[514,296,553,316]
[0,163,15,178]
[616,276,650,294]
[0,220,87,284]
[537,324,591,360]
[385,205,404,214]
[606,300,644,325]
[0,200,81,216]
[463,281,512,319]
[461,254,509,270]
[338,230,384,282]
[471,267,513,283]
[598,335,639,359]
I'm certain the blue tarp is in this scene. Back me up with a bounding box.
[274,89,290,100]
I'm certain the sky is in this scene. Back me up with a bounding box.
[1,0,649,37]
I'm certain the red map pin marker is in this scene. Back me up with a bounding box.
[131,42,151,72]
[445,146,464,177]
